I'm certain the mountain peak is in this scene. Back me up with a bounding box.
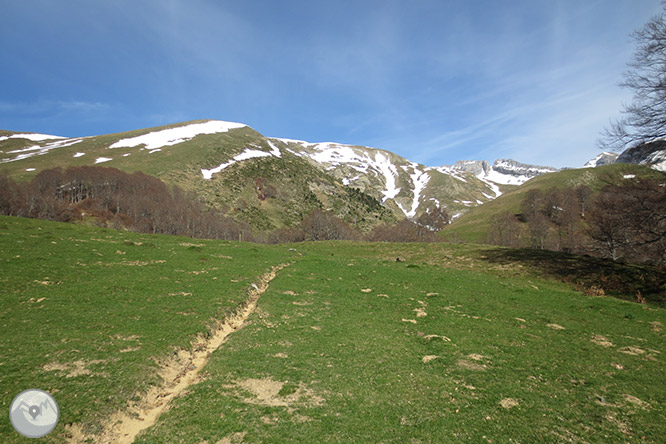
[583,152,619,168]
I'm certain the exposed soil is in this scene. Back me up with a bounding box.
[619,346,646,356]
[235,377,324,408]
[43,359,107,378]
[500,398,520,409]
[456,359,487,371]
[591,335,614,347]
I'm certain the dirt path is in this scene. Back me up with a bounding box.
[68,262,292,444]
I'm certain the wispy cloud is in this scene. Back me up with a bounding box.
[0,100,110,115]
[1,0,661,165]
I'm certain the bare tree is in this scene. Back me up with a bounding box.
[520,189,543,222]
[575,185,593,218]
[601,5,666,150]
[587,178,666,264]
[300,209,360,241]
[0,171,18,215]
[416,207,450,231]
[543,188,580,252]
[488,212,522,248]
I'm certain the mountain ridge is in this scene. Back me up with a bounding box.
[4,119,661,232]
[0,120,535,226]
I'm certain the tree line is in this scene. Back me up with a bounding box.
[0,166,451,244]
[0,166,254,241]
[488,178,666,266]
[267,206,450,243]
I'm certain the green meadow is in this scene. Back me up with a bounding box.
[1,216,665,443]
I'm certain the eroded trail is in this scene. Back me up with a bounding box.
[69,262,292,444]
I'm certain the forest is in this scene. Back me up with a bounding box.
[488,177,666,266]
[0,166,450,244]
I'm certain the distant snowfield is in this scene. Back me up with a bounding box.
[274,139,405,204]
[1,138,83,163]
[645,150,666,171]
[404,164,430,218]
[478,177,503,197]
[481,169,530,186]
[273,137,507,217]
[110,121,247,150]
[0,133,65,142]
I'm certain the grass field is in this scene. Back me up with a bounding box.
[1,216,665,443]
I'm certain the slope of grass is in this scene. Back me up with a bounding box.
[1,122,265,183]
[1,217,665,443]
[442,163,666,243]
[136,243,666,443]
[1,122,398,232]
[0,216,291,442]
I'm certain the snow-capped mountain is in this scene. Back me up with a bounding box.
[616,140,666,172]
[0,120,558,229]
[583,140,666,172]
[451,159,557,186]
[268,138,515,219]
[583,152,619,168]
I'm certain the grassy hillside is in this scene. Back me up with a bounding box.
[1,122,397,233]
[0,216,292,442]
[1,216,665,443]
[442,163,666,243]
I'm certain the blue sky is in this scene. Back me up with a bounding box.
[1,0,662,168]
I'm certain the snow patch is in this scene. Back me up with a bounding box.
[646,150,666,171]
[25,168,36,172]
[1,138,83,163]
[584,152,618,168]
[109,120,246,150]
[374,152,401,202]
[0,133,66,142]
[266,140,282,158]
[201,148,274,180]
[477,176,502,197]
[95,157,112,164]
[342,175,361,185]
[289,140,404,205]
[623,174,636,179]
[483,169,530,185]
[405,165,430,218]
[427,165,468,183]
[73,152,85,158]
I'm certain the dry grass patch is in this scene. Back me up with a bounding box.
[619,346,645,355]
[235,377,325,408]
[43,359,108,378]
[591,335,614,347]
[456,359,487,371]
[499,398,520,409]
